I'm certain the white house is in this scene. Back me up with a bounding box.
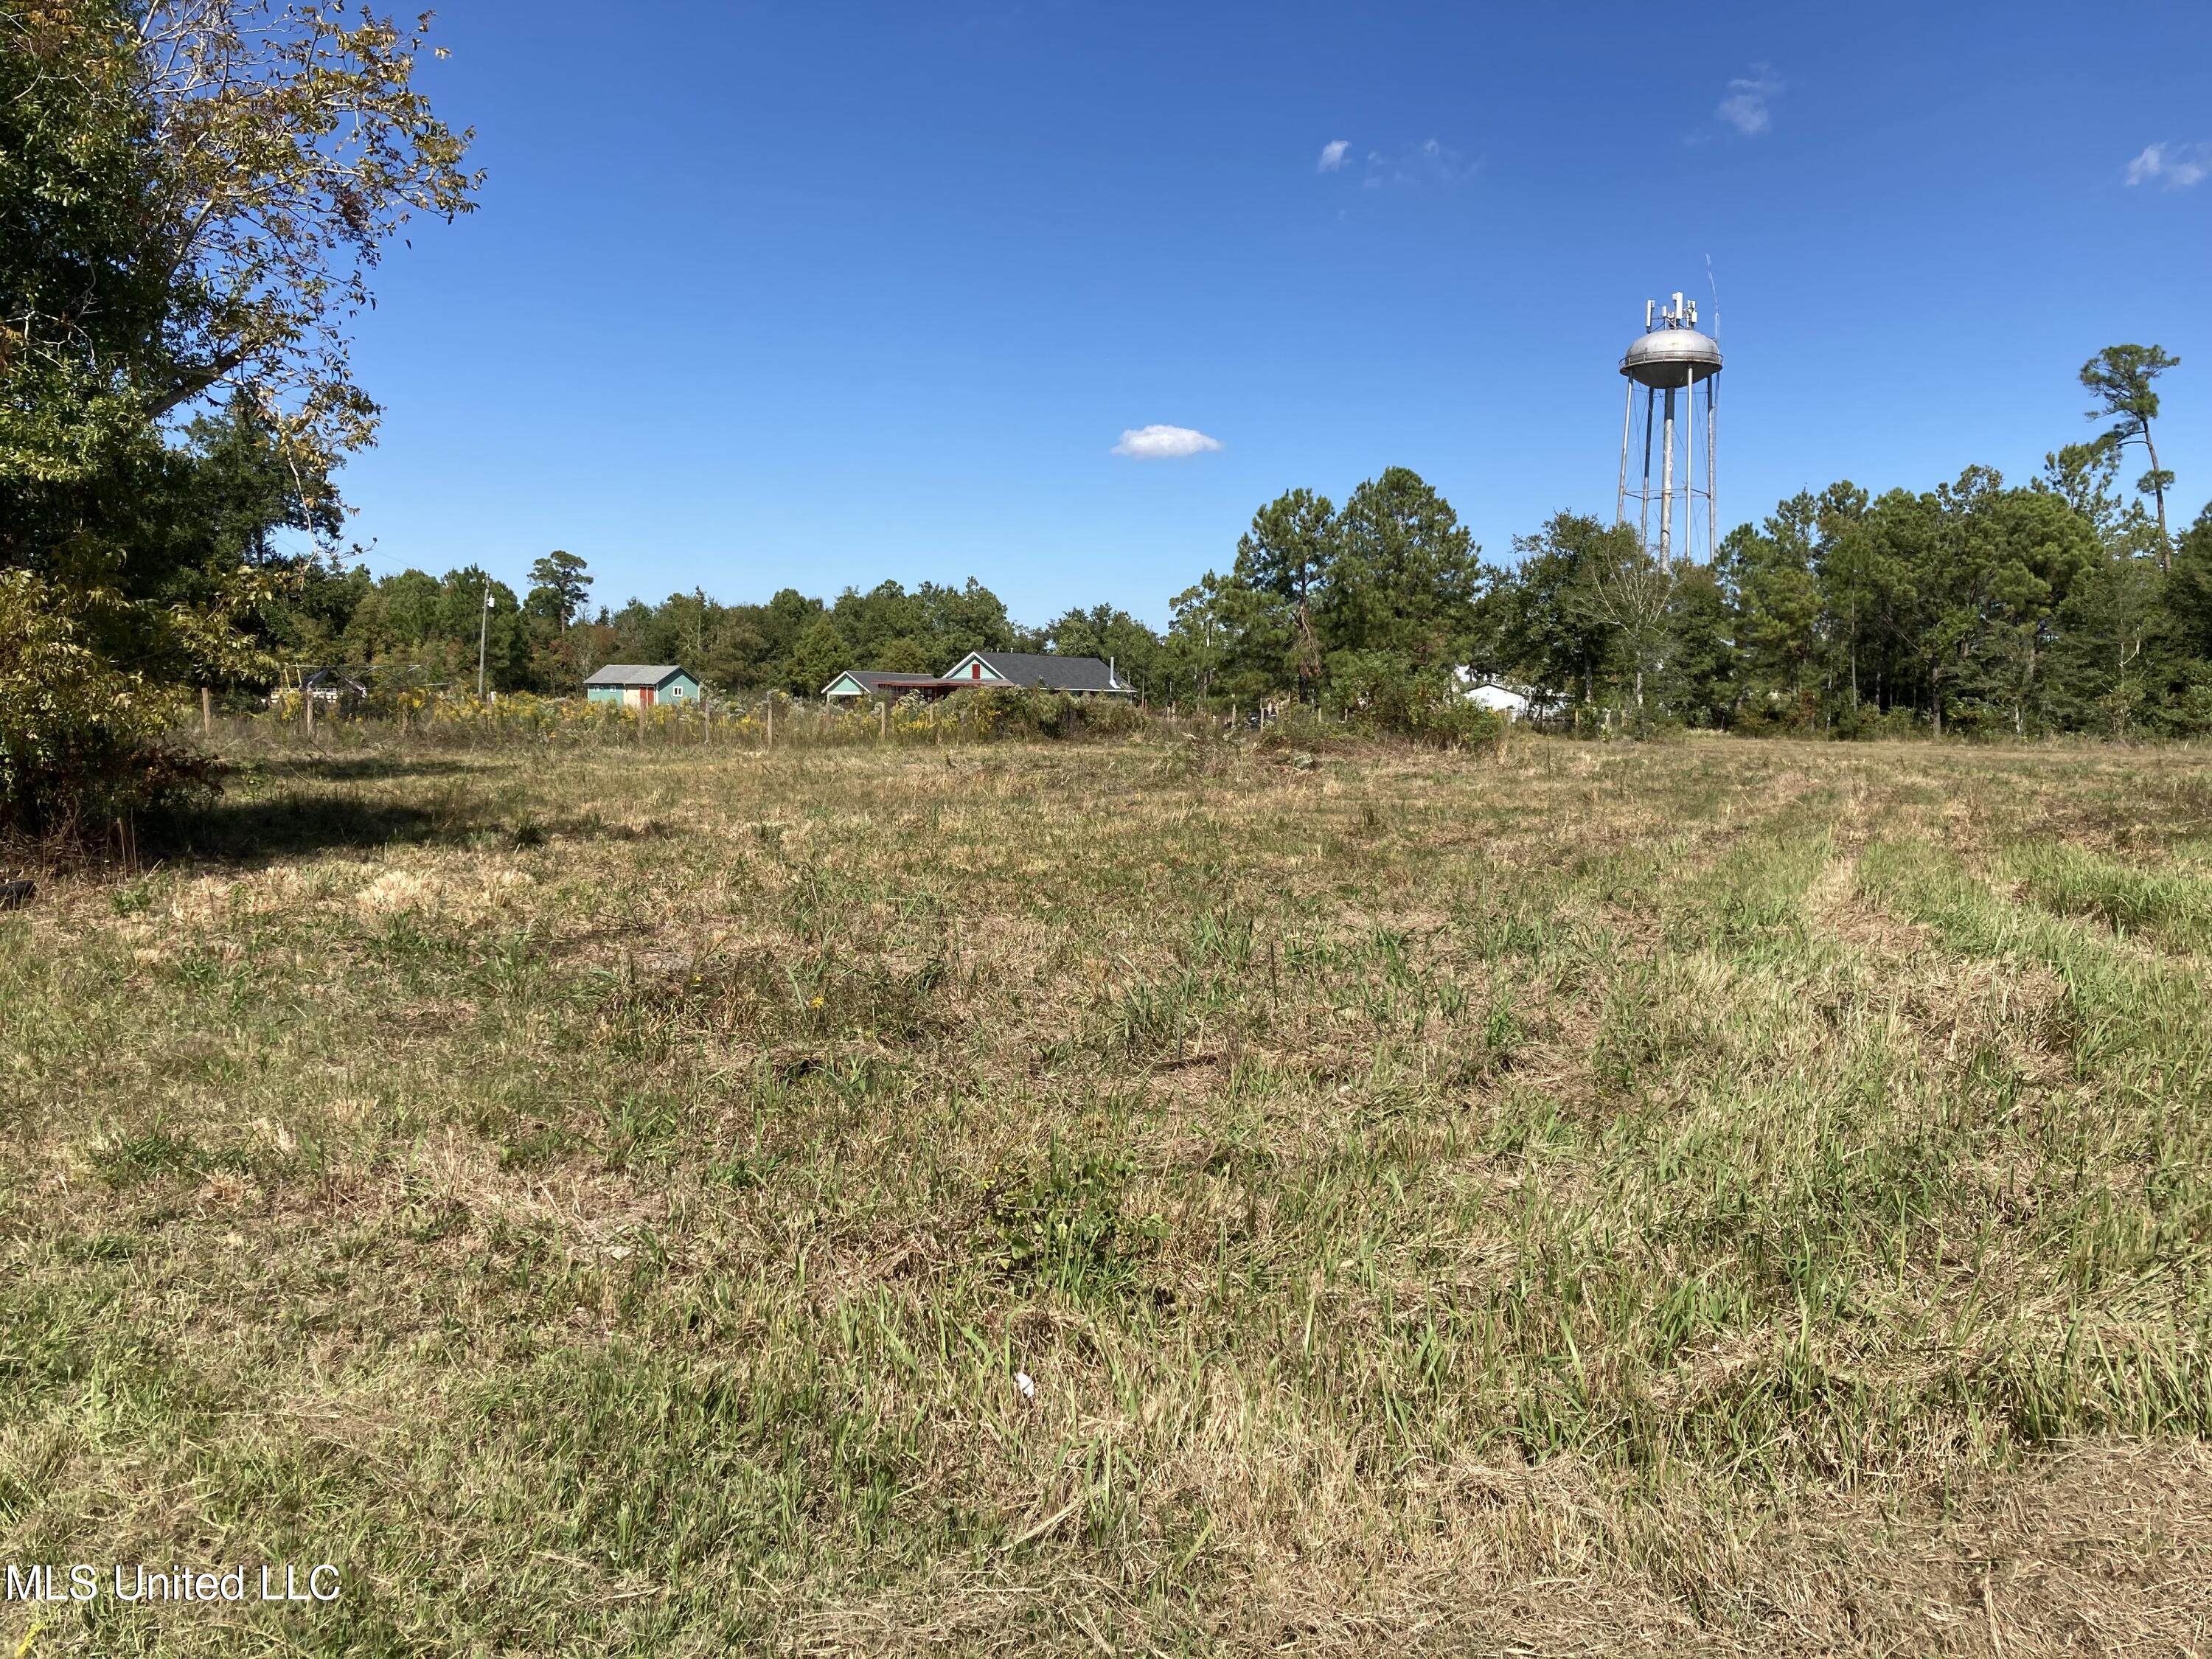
[1455,670,1534,720]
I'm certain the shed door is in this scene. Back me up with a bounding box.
[640,686,655,707]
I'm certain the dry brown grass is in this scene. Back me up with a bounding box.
[2,732,2211,1654]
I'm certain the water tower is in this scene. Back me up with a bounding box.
[1615,293,1722,568]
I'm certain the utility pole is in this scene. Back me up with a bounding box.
[476,575,493,700]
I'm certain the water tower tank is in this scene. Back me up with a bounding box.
[1621,327,1722,389]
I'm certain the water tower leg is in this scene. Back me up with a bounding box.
[1639,387,1656,551]
[1658,386,1677,570]
[1683,375,1695,563]
[1616,380,1636,525]
[1705,375,1719,563]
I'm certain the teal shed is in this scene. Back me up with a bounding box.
[585,664,701,708]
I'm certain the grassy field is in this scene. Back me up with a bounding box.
[4,730,2211,1655]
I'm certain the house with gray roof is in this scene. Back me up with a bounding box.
[939,652,1133,694]
[824,652,1133,702]
[820,669,968,700]
[585,664,701,708]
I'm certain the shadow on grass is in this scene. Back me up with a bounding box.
[150,793,668,869]
[235,754,486,785]
[153,795,463,865]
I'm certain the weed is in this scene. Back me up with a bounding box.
[981,1145,1161,1302]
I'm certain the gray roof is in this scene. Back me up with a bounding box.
[824,669,967,694]
[585,664,690,687]
[956,653,1128,692]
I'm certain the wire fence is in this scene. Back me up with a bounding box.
[212,684,1172,753]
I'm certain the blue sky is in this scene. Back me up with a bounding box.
[339,0,2212,627]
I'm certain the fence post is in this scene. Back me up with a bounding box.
[879,700,888,742]
[765,696,774,751]
[201,686,212,737]
[703,688,712,745]
[305,685,314,736]
[636,699,646,747]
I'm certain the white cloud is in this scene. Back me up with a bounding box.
[1112,425,1222,459]
[1717,66,1784,136]
[2127,141,2211,189]
[1317,139,1350,173]
[1352,136,1475,190]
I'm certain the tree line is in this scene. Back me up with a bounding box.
[1169,346,2200,739]
[285,465,1489,718]
[271,557,1167,702]
[1,2,2200,846]
[319,338,2197,743]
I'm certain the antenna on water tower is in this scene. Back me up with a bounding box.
[1614,288,1723,569]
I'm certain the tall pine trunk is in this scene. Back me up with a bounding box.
[2146,423,2171,571]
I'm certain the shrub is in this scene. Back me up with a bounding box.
[1829,705,1926,742]
[930,686,1146,741]
[1253,703,1346,752]
[0,572,215,845]
[2149,681,2212,739]
[1320,650,1506,749]
[1733,690,1823,737]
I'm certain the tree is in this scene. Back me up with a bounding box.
[526,552,593,627]
[1,3,173,505]
[1663,563,1734,727]
[826,578,1017,674]
[2164,506,2212,658]
[518,551,594,691]
[1561,521,1676,717]
[1973,485,2098,734]
[907,578,1018,663]
[2052,550,2166,737]
[1189,470,1482,713]
[1163,574,1232,704]
[2039,441,2128,543]
[1848,467,2098,737]
[1809,482,1876,716]
[1,0,476,835]
[1324,468,1481,669]
[1034,605,1164,693]
[2080,345,2180,563]
[784,616,852,696]
[6,0,477,538]
[1230,489,1335,701]
[1720,494,1824,720]
[1489,514,1623,709]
